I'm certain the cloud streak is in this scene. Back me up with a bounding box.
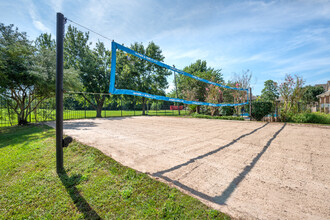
[25,0,50,33]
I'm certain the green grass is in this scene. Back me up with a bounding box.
[0,125,229,219]
[0,108,188,127]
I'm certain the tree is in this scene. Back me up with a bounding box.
[0,24,48,125]
[64,25,110,117]
[116,42,171,115]
[205,77,223,116]
[302,85,324,104]
[79,42,111,117]
[260,80,279,102]
[231,69,253,113]
[232,69,253,90]
[279,74,305,120]
[177,60,223,113]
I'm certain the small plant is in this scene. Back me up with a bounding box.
[121,187,133,199]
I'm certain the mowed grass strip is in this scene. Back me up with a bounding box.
[0,125,229,219]
[0,109,188,127]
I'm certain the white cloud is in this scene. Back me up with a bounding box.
[33,20,50,33]
[25,0,50,33]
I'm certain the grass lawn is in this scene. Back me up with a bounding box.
[0,109,188,127]
[0,125,229,219]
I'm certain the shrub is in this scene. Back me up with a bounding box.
[188,105,197,113]
[221,106,234,116]
[286,112,330,124]
[190,113,244,121]
[251,101,273,121]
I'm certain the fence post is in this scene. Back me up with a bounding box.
[56,12,66,173]
[121,95,123,117]
[134,97,135,116]
[249,87,252,121]
[29,99,31,123]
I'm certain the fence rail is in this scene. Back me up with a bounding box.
[0,93,188,127]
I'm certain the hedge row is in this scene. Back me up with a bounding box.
[285,112,330,124]
[190,113,244,121]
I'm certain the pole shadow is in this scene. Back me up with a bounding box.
[152,123,286,206]
[58,170,102,220]
[213,123,286,204]
[154,122,269,176]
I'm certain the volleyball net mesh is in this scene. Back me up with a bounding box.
[109,41,249,109]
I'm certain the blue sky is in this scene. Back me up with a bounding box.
[1,0,330,95]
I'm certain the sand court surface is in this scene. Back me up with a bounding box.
[47,116,330,219]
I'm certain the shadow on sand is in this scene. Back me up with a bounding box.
[153,123,286,206]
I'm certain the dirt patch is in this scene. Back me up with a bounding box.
[47,117,330,220]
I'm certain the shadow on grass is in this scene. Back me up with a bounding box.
[58,170,102,220]
[0,124,53,149]
[153,123,286,206]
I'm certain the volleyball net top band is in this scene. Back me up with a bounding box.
[109,41,249,107]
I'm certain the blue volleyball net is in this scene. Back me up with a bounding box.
[109,41,249,107]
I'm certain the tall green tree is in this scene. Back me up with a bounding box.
[116,42,171,115]
[302,85,324,104]
[0,24,48,125]
[64,25,110,117]
[279,74,305,119]
[260,80,279,102]
[177,60,223,113]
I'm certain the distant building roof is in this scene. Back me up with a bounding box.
[317,90,330,98]
[315,80,330,91]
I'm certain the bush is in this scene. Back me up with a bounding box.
[251,101,273,121]
[188,105,197,113]
[221,106,234,116]
[286,112,330,124]
[190,113,244,121]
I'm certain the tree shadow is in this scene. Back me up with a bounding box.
[153,123,286,206]
[63,121,99,129]
[58,170,102,220]
[0,124,53,149]
[154,122,269,176]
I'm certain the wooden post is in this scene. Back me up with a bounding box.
[249,87,252,121]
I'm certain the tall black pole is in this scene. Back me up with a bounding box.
[56,13,65,173]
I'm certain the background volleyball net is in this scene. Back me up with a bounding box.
[109,41,250,108]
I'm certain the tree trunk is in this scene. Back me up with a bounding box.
[96,105,102,118]
[18,117,28,125]
[96,96,105,118]
[18,111,28,125]
[18,103,28,125]
[196,105,200,114]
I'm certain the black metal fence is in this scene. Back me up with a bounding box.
[0,93,188,127]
